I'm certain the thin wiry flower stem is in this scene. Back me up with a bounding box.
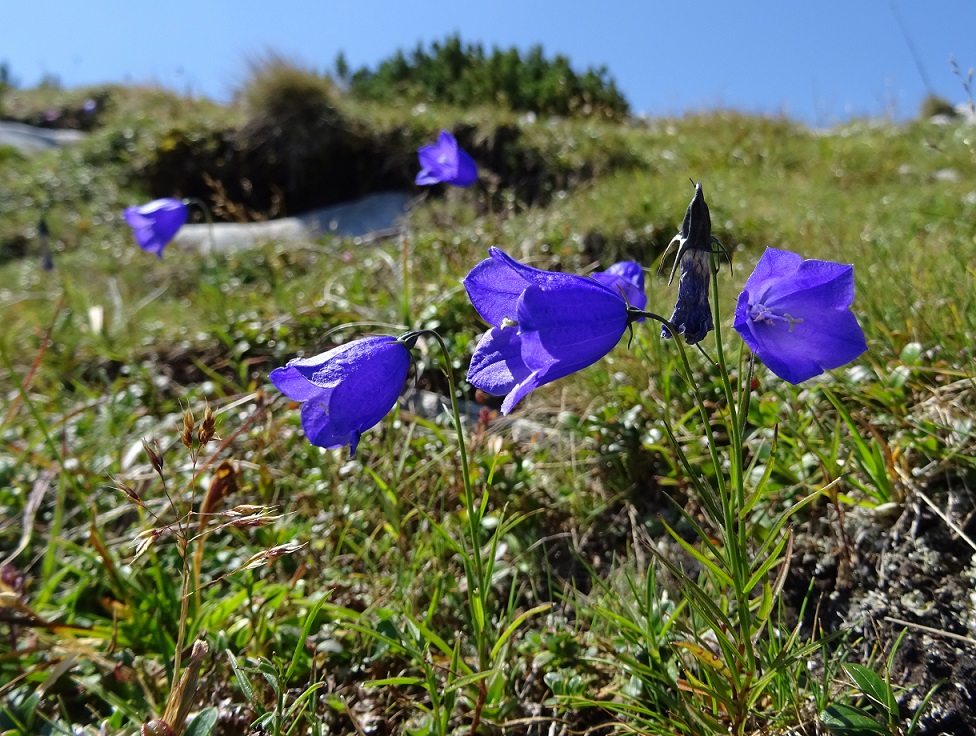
[173,536,192,680]
[183,198,216,255]
[634,294,759,685]
[413,329,488,671]
[736,350,756,444]
[630,308,730,508]
[708,251,757,675]
[400,230,411,327]
[710,253,744,508]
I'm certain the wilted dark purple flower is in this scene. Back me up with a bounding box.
[123,198,188,258]
[661,182,721,344]
[732,247,867,384]
[270,335,412,456]
[416,130,478,187]
[591,261,647,312]
[38,217,53,271]
[465,248,630,414]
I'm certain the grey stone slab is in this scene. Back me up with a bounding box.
[172,190,414,253]
[0,121,87,154]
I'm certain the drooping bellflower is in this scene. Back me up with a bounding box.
[661,182,720,344]
[416,130,478,187]
[590,261,647,312]
[270,335,412,456]
[123,198,189,258]
[732,247,867,384]
[464,248,631,414]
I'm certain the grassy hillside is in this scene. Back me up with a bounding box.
[1,71,975,736]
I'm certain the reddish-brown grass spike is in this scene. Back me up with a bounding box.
[3,297,65,426]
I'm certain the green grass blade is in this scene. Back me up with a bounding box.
[660,518,734,588]
[489,603,553,661]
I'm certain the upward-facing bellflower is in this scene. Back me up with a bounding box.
[270,335,412,456]
[661,182,720,344]
[124,198,188,258]
[732,247,867,384]
[464,248,631,414]
[416,130,478,187]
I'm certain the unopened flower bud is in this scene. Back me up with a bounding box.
[142,438,164,476]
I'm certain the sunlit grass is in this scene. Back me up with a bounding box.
[1,82,975,735]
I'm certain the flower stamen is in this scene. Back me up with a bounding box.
[749,302,803,331]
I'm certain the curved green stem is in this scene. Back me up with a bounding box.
[633,293,757,671]
[400,230,411,327]
[707,251,756,672]
[630,309,729,511]
[183,198,217,255]
[410,329,488,670]
[710,253,744,510]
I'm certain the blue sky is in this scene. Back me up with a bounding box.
[3,0,974,125]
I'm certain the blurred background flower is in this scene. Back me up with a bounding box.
[416,130,478,187]
[591,260,647,312]
[123,198,189,258]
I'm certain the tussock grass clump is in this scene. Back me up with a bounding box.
[919,94,957,119]
[235,53,350,205]
[237,51,342,136]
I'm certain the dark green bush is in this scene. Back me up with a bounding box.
[0,61,15,115]
[348,35,630,119]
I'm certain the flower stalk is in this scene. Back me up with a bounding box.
[408,329,490,672]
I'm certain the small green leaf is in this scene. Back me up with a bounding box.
[444,669,496,694]
[821,704,890,734]
[184,707,219,736]
[490,603,552,661]
[899,342,922,363]
[660,518,734,587]
[673,640,731,678]
[846,663,899,718]
[225,650,257,707]
[365,676,423,687]
[255,659,280,690]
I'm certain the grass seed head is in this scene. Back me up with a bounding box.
[179,407,195,449]
[142,438,164,476]
[133,528,165,563]
[240,541,305,571]
[197,403,217,446]
[114,480,144,507]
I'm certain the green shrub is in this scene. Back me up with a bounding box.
[348,35,630,119]
[0,61,10,115]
